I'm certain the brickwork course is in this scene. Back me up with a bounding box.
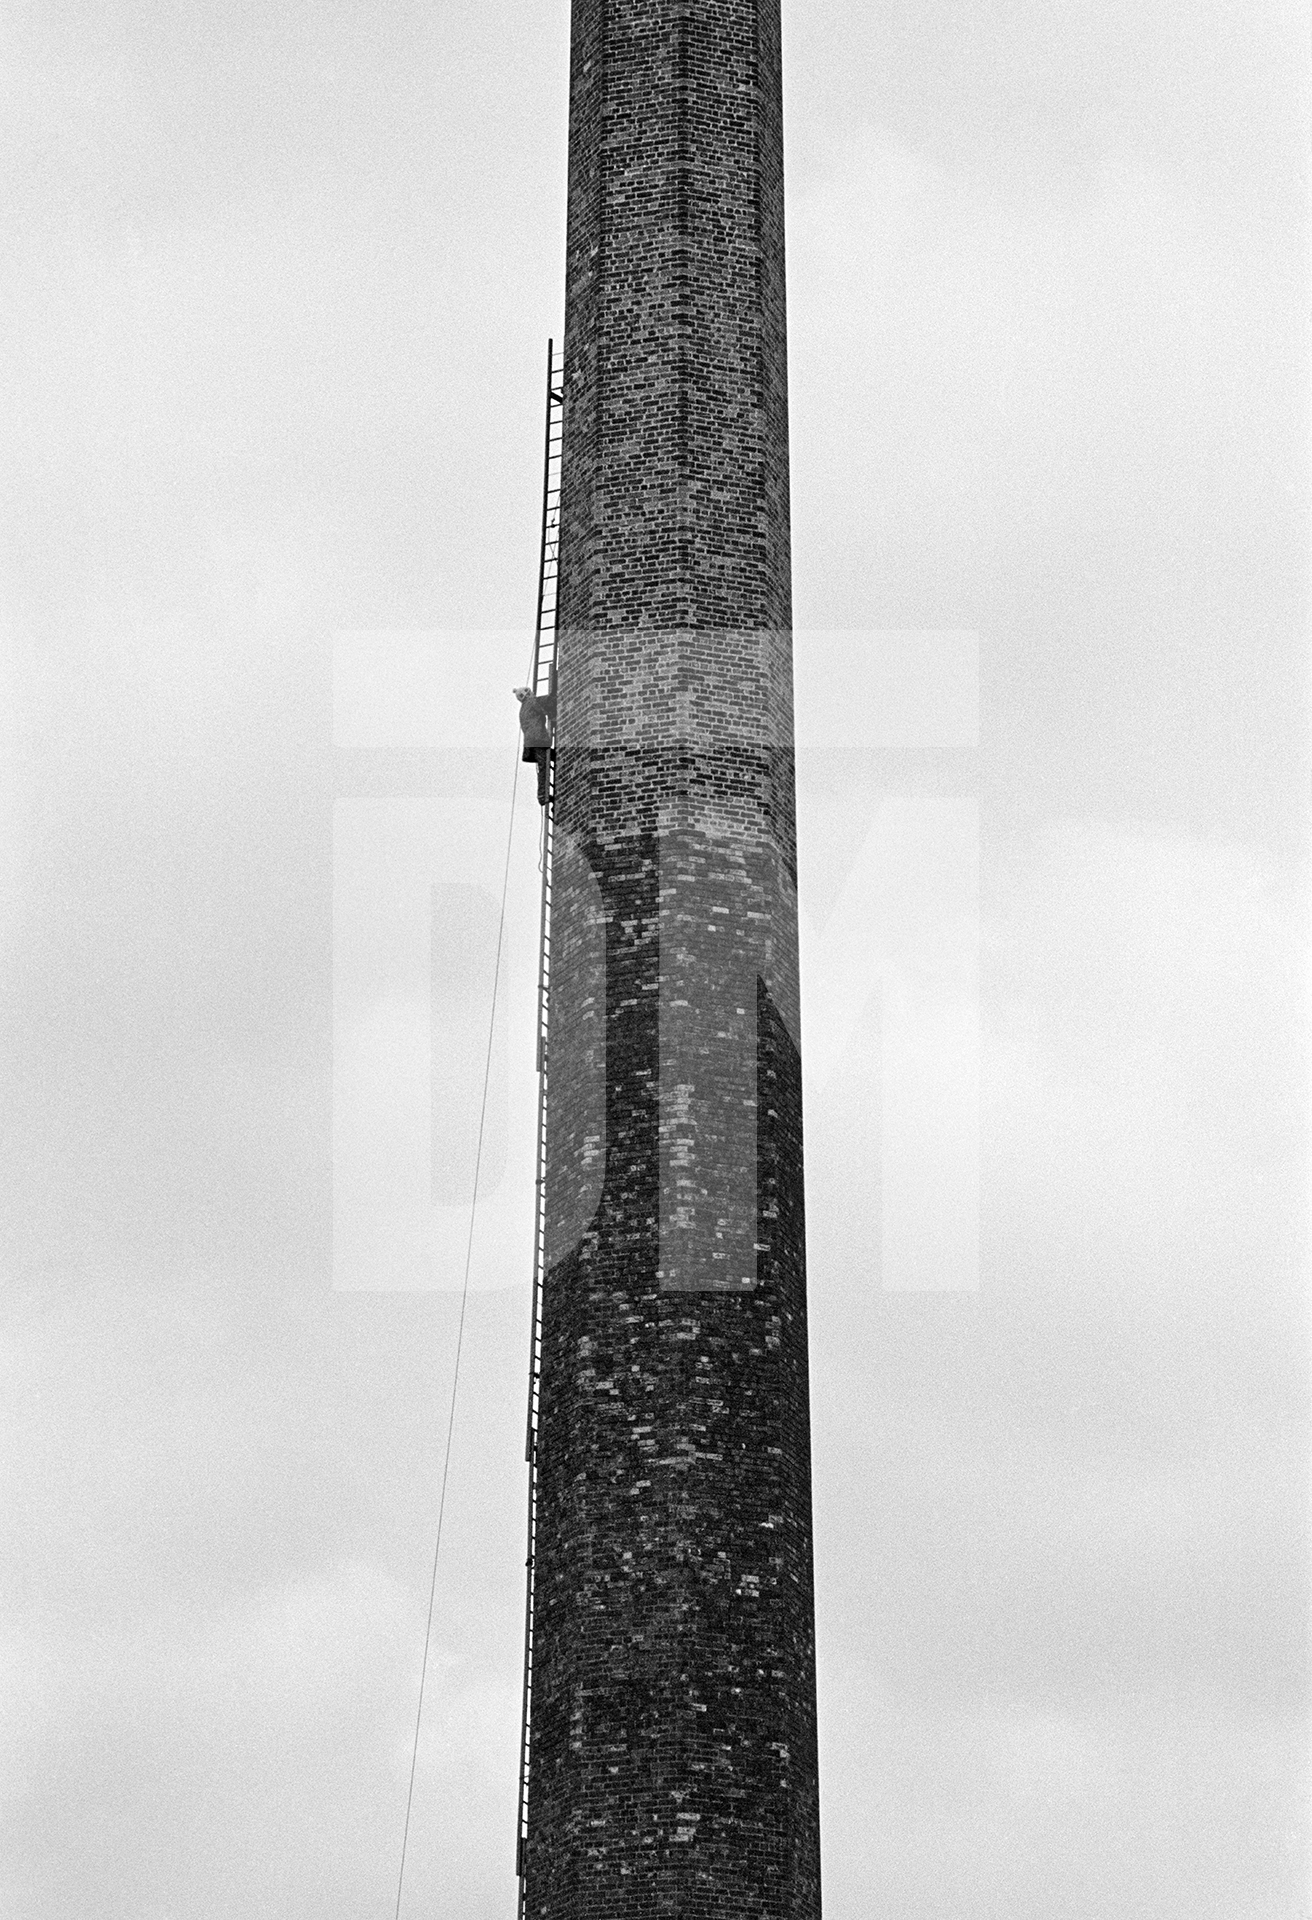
[525,0,821,1914]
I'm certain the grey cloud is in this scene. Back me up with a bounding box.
[2,0,1305,1914]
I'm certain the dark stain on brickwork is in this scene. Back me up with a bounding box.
[526,0,820,1913]
[594,820,661,1270]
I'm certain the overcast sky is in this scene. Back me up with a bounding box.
[2,2,1308,1916]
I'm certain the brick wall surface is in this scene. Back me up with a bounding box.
[525,1,820,1913]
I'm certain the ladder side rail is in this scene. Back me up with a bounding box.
[516,787,553,1901]
[516,768,553,1895]
[530,339,559,693]
[517,340,563,1906]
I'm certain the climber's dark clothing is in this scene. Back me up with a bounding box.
[518,692,554,755]
[515,688,556,808]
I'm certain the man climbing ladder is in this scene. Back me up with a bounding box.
[513,685,555,806]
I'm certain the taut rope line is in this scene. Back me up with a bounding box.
[393,734,524,1920]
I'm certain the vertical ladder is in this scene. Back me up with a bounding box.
[516,338,563,1907]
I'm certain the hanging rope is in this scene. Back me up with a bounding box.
[393,732,525,1920]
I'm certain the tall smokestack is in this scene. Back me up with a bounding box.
[524,4,820,1913]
